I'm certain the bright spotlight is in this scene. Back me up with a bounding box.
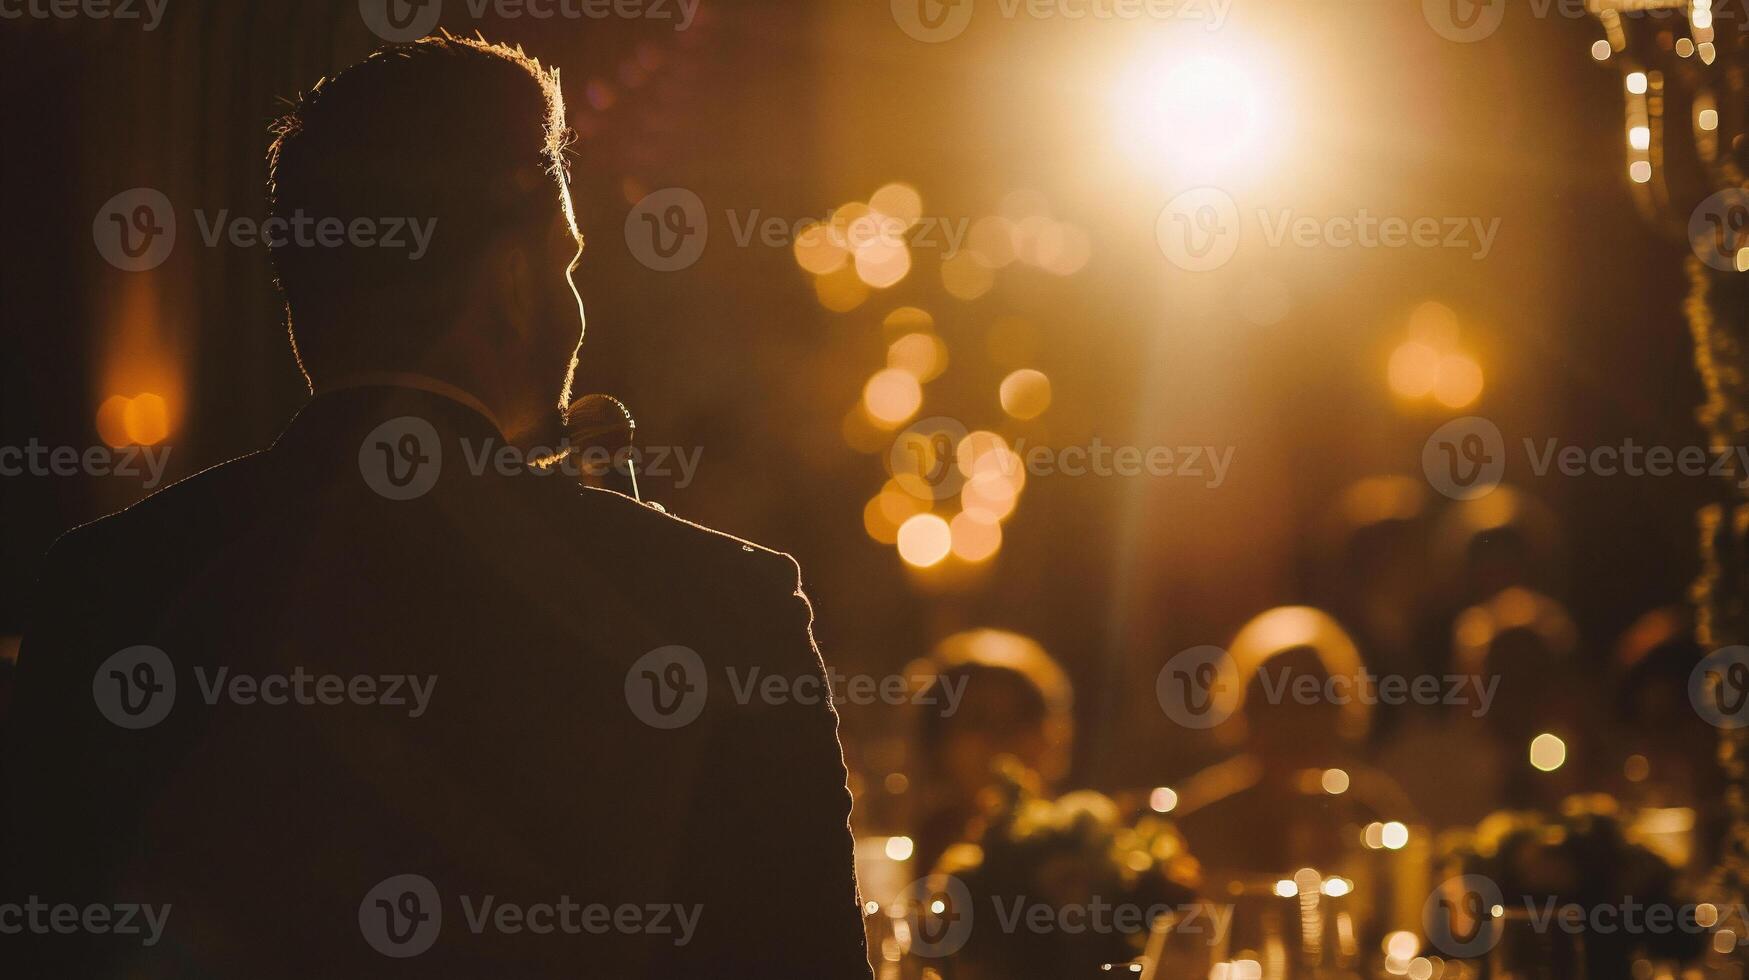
[1114,51,1274,175]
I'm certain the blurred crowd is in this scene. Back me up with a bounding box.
[851,475,1730,979]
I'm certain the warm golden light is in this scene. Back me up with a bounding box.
[863,495,900,544]
[863,369,923,427]
[1381,821,1409,850]
[1320,768,1350,795]
[794,220,848,275]
[998,369,1052,420]
[1529,733,1567,772]
[888,332,948,382]
[854,240,911,289]
[1387,341,1440,398]
[962,471,1020,521]
[1590,39,1611,61]
[883,306,935,336]
[884,836,915,861]
[897,513,953,567]
[1625,71,1647,95]
[941,250,995,300]
[869,182,923,228]
[1114,51,1272,173]
[1432,352,1484,408]
[949,510,1002,562]
[968,216,1016,269]
[814,263,868,312]
[1629,160,1653,183]
[1148,786,1178,813]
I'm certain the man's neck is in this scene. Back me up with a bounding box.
[317,371,507,438]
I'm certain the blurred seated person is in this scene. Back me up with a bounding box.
[924,769,1200,980]
[1316,477,1435,735]
[910,629,1073,873]
[1605,606,1723,874]
[1173,607,1416,876]
[1378,587,1588,828]
[1429,488,1565,614]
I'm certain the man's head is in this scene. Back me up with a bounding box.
[267,34,584,437]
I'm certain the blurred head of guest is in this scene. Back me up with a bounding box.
[1228,606,1371,767]
[910,629,1072,869]
[1173,608,1416,874]
[1611,607,1719,826]
[266,33,585,442]
[1452,587,1590,810]
[1431,487,1563,612]
[1319,476,1432,681]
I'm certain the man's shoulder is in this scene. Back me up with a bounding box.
[560,486,804,597]
[42,451,269,574]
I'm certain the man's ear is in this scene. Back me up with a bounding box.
[488,234,539,342]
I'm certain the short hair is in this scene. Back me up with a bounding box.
[266,33,572,381]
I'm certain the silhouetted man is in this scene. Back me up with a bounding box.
[2,35,869,978]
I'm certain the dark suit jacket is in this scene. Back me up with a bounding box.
[1,386,870,978]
